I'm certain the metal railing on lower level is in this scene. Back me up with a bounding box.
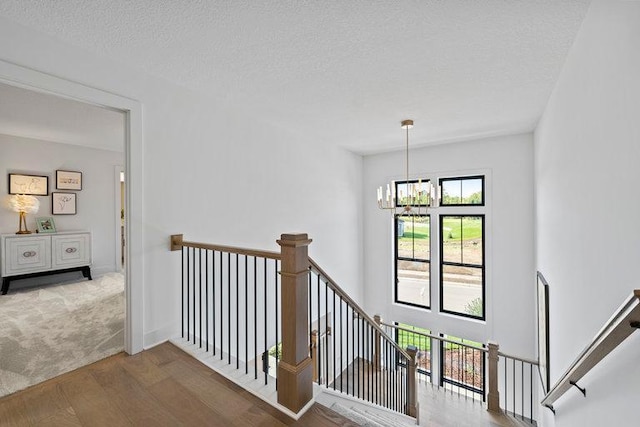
[380,320,538,424]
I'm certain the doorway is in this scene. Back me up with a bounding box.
[0,59,143,356]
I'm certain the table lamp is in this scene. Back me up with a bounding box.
[7,194,40,234]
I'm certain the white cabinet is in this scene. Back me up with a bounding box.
[1,231,92,295]
[52,234,91,268]
[5,235,51,275]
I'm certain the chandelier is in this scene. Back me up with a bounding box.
[376,119,432,216]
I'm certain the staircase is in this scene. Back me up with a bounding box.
[169,233,538,426]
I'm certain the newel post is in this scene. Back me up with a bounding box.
[277,233,313,413]
[373,315,382,370]
[406,345,419,418]
[487,341,501,412]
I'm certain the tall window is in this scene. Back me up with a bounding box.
[393,175,486,320]
[440,215,485,319]
[395,214,430,308]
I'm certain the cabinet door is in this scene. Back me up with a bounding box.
[52,234,91,268]
[4,236,51,275]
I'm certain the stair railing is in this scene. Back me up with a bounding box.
[170,234,283,386]
[540,289,640,415]
[170,233,419,420]
[309,258,418,418]
[380,320,538,424]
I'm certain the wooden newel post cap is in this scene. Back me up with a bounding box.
[406,345,418,358]
[277,233,312,247]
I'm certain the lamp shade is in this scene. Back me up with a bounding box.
[7,194,40,214]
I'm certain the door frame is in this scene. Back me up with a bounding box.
[115,165,124,272]
[0,60,144,354]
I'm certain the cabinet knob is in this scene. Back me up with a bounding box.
[22,251,37,258]
[65,247,78,253]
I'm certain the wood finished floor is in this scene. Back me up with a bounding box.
[0,342,357,427]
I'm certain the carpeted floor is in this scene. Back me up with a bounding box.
[0,272,124,397]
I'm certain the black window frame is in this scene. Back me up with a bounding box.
[439,175,485,207]
[439,214,485,320]
[394,213,431,309]
[394,179,431,208]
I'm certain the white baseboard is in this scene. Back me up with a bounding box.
[144,324,177,349]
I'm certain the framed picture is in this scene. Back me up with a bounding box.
[36,217,56,233]
[537,271,550,394]
[52,192,77,215]
[8,173,48,196]
[56,170,82,190]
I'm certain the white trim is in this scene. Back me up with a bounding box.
[170,337,317,420]
[0,59,144,355]
[114,165,124,273]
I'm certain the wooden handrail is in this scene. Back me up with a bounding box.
[498,352,539,366]
[380,321,488,353]
[170,235,411,361]
[541,289,640,410]
[309,257,412,361]
[171,234,281,260]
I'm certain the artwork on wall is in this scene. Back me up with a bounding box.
[56,170,82,190]
[537,271,550,394]
[36,217,56,233]
[8,173,48,196]
[52,192,77,215]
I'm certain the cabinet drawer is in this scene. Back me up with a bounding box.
[4,236,51,276]
[52,234,91,267]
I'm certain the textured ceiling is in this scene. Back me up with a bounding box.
[0,1,591,154]
[0,82,125,152]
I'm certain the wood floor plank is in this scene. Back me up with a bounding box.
[143,340,186,366]
[57,371,131,427]
[0,342,359,427]
[0,395,31,427]
[119,351,171,387]
[20,381,75,425]
[147,376,229,426]
[230,403,289,427]
[164,358,255,416]
[32,408,82,427]
[89,356,182,426]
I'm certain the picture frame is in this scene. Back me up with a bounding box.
[52,192,77,215]
[56,170,82,190]
[8,173,48,196]
[537,271,550,394]
[36,217,56,233]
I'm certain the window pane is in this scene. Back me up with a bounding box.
[441,180,461,205]
[442,216,462,263]
[441,265,483,317]
[397,215,429,260]
[395,180,430,207]
[440,176,484,206]
[461,217,483,265]
[461,178,483,204]
[396,260,429,307]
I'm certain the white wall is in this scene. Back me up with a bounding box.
[363,133,535,355]
[534,1,640,426]
[0,134,123,279]
[0,17,363,347]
